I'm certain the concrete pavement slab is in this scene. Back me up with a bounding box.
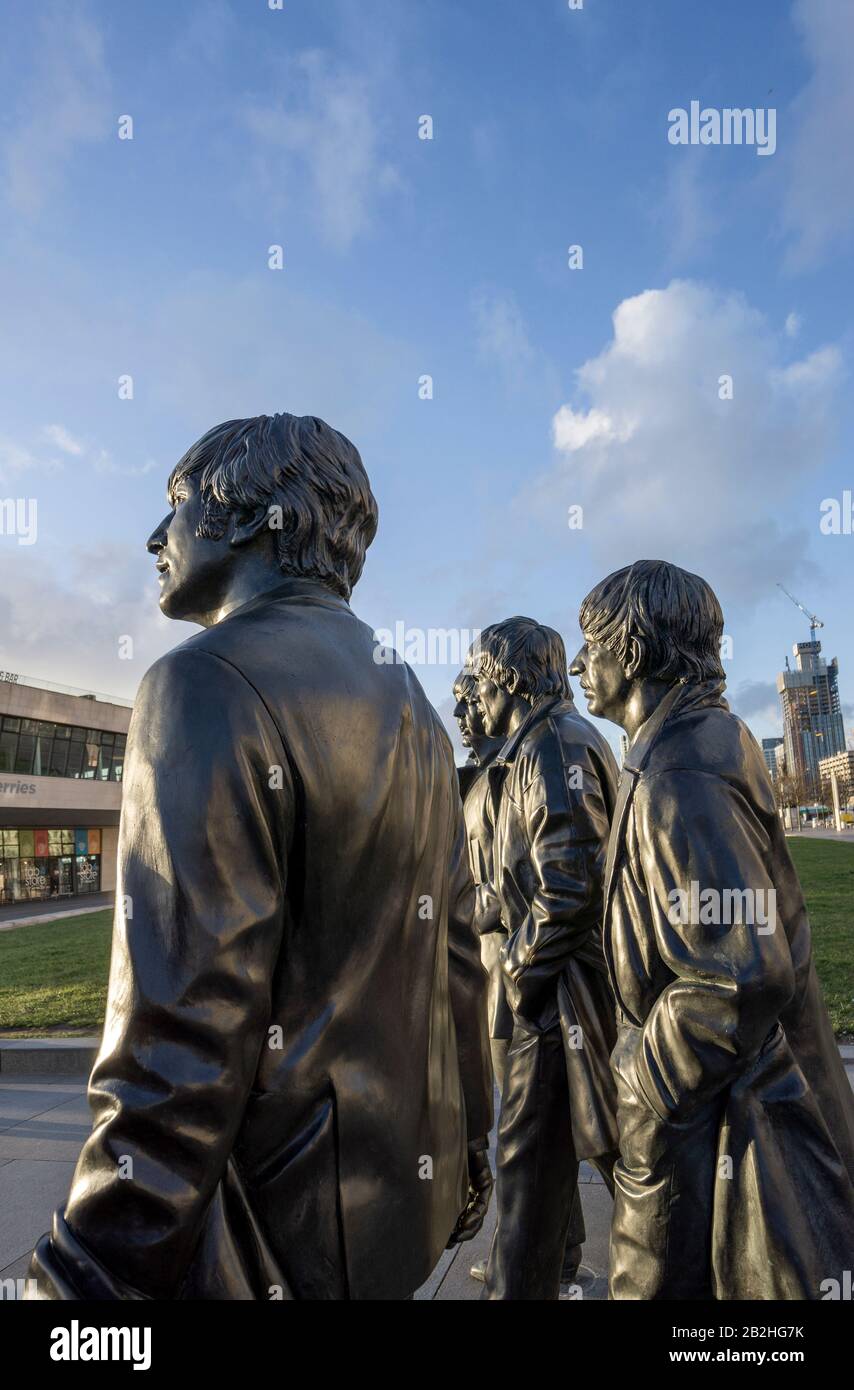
[0,1092,92,1161]
[0,1159,77,1272]
[0,1077,87,1134]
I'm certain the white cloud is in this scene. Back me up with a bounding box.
[0,546,175,700]
[1,5,110,217]
[244,50,401,251]
[542,279,842,605]
[43,425,84,456]
[552,405,635,454]
[774,344,841,390]
[782,0,854,268]
[785,312,802,339]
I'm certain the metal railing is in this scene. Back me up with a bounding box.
[0,670,134,709]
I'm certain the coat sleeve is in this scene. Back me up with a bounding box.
[502,736,612,1027]
[629,769,796,1122]
[27,647,292,1299]
[447,770,494,1143]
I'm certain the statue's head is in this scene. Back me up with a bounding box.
[452,669,484,746]
[571,559,725,725]
[470,617,570,740]
[147,413,378,623]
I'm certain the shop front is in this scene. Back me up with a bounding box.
[0,827,103,905]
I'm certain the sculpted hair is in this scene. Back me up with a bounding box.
[578,560,726,683]
[471,617,571,704]
[167,413,378,599]
[453,670,479,703]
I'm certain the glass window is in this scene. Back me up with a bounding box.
[19,858,49,899]
[0,731,17,772]
[75,855,100,894]
[60,831,74,853]
[14,734,35,774]
[66,742,85,778]
[0,718,129,778]
[34,735,52,777]
[48,830,63,854]
[49,741,69,776]
[2,831,20,857]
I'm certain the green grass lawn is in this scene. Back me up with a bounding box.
[787,838,854,1038]
[0,910,112,1035]
[0,838,851,1038]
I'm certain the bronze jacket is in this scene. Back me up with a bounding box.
[487,695,621,1159]
[605,679,854,1297]
[459,757,513,1041]
[28,579,492,1301]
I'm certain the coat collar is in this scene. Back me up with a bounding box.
[603,678,728,926]
[622,678,728,775]
[219,577,352,626]
[492,694,567,767]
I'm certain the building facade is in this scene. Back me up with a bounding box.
[777,640,846,795]
[761,736,784,782]
[818,748,854,809]
[0,672,132,907]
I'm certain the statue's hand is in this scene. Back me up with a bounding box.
[446,1139,493,1247]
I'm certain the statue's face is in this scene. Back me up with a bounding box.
[476,672,516,739]
[452,686,487,745]
[146,471,234,625]
[570,636,631,725]
[452,688,473,745]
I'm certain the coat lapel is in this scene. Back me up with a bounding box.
[602,684,684,918]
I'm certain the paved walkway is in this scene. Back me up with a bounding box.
[785,828,854,842]
[2,1052,852,1300]
[0,892,114,932]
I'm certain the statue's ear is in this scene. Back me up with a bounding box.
[624,637,643,680]
[505,668,521,695]
[229,505,274,548]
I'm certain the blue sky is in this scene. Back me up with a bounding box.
[0,0,852,757]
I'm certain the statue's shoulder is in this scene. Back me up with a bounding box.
[134,634,247,713]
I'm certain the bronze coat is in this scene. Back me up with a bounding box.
[605,679,854,1299]
[487,695,621,1160]
[459,759,514,1042]
[28,579,493,1301]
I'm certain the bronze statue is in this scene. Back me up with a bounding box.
[471,618,620,1300]
[451,667,509,1285]
[571,559,854,1299]
[26,413,493,1300]
[452,669,511,1090]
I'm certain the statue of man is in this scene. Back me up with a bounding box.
[26,413,493,1300]
[571,559,854,1299]
[471,617,620,1300]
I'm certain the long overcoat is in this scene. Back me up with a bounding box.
[487,695,621,1160]
[28,578,493,1301]
[605,679,854,1299]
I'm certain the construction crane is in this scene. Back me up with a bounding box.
[776,583,825,643]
